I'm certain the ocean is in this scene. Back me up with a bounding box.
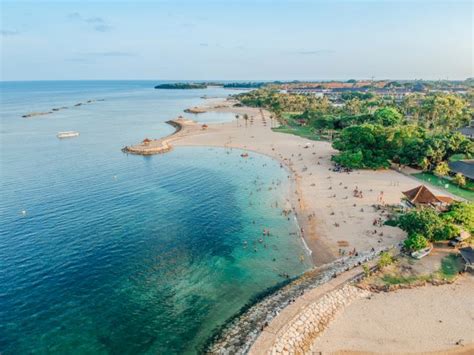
[0,81,311,354]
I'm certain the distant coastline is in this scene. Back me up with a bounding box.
[154,81,273,90]
[154,83,207,89]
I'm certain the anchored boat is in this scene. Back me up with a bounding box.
[57,131,79,139]
[411,244,433,259]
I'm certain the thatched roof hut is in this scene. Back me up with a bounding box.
[402,185,453,208]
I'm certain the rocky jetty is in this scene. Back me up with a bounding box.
[22,99,103,118]
[122,118,201,155]
[22,111,52,118]
[184,107,207,114]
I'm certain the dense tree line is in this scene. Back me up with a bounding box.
[332,125,473,170]
[237,89,473,171]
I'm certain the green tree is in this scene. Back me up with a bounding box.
[332,124,393,169]
[434,161,450,176]
[345,98,363,115]
[420,157,430,171]
[433,223,460,241]
[398,209,444,241]
[373,107,402,126]
[333,150,364,168]
[444,132,474,158]
[442,202,474,233]
[419,94,471,130]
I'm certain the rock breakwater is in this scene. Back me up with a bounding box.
[203,247,391,354]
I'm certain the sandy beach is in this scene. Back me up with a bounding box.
[167,98,455,265]
[312,275,474,354]
[124,98,472,353]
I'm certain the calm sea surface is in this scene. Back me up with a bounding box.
[0,81,311,354]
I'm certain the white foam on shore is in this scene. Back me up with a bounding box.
[294,215,313,255]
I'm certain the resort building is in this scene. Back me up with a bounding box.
[459,246,474,271]
[448,160,474,181]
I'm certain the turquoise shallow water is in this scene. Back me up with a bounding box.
[0,81,311,354]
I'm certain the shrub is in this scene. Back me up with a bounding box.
[454,173,466,187]
[433,223,460,241]
[434,161,450,176]
[362,264,371,277]
[384,218,399,227]
[378,251,394,269]
[404,233,429,251]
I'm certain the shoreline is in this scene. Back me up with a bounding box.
[122,109,331,265]
[122,98,471,354]
[122,98,456,266]
[166,106,390,266]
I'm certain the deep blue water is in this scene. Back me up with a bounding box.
[0,81,311,354]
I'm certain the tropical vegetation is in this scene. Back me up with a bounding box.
[236,87,474,173]
[397,202,473,251]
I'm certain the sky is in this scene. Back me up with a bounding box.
[0,0,472,81]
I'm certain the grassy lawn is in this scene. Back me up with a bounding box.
[360,253,464,289]
[273,112,330,141]
[448,154,468,162]
[272,125,326,141]
[412,172,474,201]
[435,254,464,281]
[381,274,429,285]
[281,112,303,119]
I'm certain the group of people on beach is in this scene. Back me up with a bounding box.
[338,248,358,257]
[353,186,364,198]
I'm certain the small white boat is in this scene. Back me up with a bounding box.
[57,131,79,139]
[411,244,433,259]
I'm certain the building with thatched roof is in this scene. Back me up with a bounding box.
[402,185,453,208]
